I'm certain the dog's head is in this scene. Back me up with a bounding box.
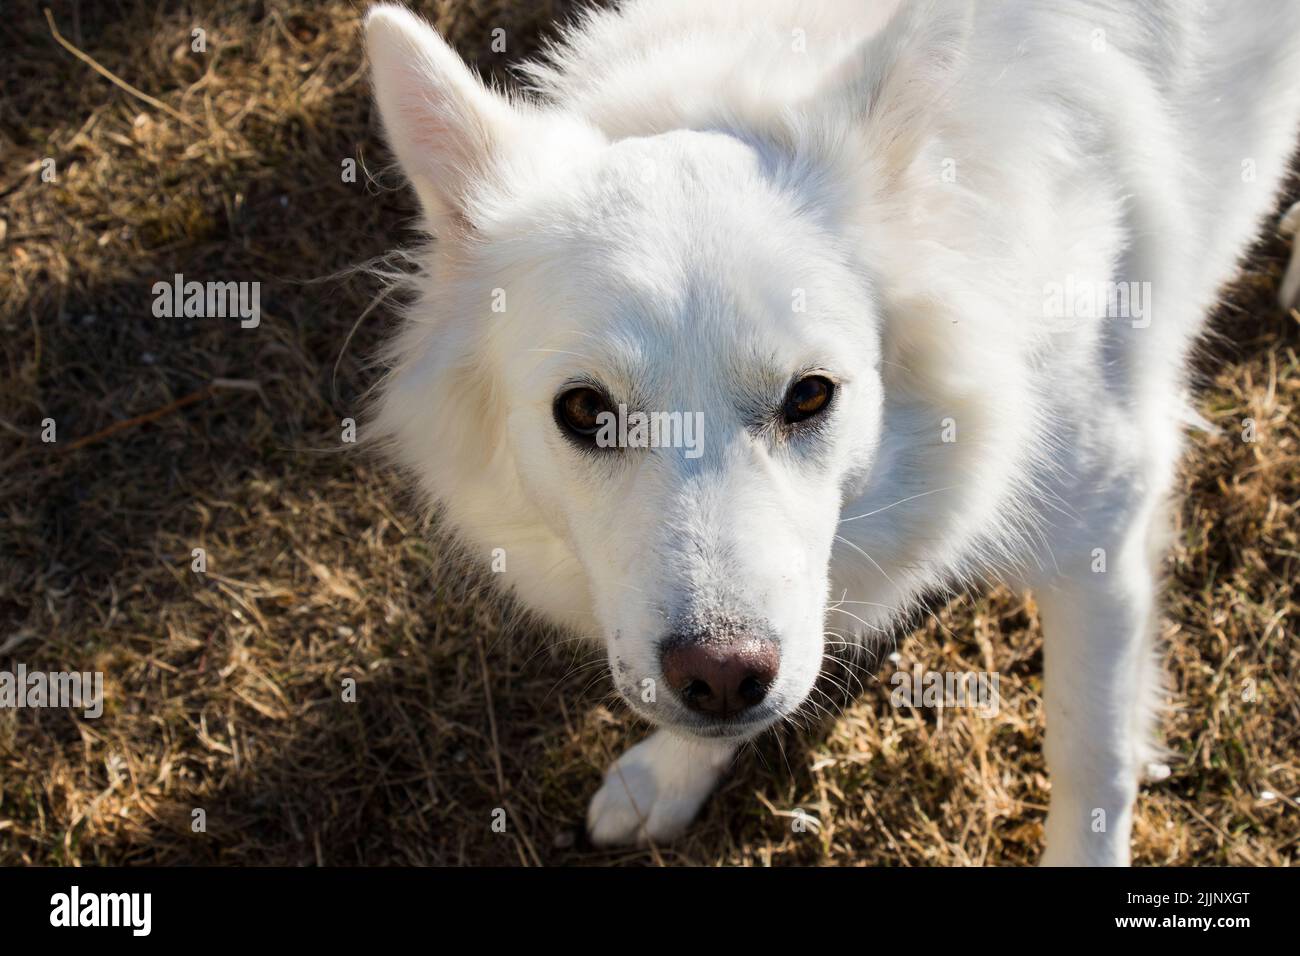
[365,4,977,739]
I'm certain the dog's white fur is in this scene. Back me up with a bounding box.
[363,0,1300,864]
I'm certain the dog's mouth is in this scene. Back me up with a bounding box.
[685,713,781,740]
[615,685,786,740]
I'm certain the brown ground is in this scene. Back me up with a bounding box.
[1,1,1296,866]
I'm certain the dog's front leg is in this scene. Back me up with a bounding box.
[586,730,737,846]
[1033,501,1164,866]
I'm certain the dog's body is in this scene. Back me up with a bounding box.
[363,0,1300,865]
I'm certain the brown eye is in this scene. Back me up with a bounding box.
[783,375,834,424]
[555,386,611,439]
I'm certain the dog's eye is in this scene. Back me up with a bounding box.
[555,386,611,439]
[783,375,834,424]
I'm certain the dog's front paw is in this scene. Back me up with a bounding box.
[586,730,737,847]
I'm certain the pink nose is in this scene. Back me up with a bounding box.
[660,632,779,718]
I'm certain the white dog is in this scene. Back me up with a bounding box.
[362,0,1300,865]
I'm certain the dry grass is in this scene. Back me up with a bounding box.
[1,0,1296,867]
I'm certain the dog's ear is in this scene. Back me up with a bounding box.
[814,0,972,178]
[364,4,520,233]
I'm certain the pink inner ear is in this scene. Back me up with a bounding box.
[403,102,453,156]
[390,60,497,186]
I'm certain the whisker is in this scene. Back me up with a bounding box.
[525,348,594,359]
[833,534,902,595]
[839,486,956,524]
[826,604,888,635]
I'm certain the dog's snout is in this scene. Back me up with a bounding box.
[660,631,779,718]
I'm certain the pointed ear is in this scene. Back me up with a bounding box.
[364,4,519,232]
[815,0,972,177]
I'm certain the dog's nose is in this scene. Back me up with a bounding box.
[660,631,779,718]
